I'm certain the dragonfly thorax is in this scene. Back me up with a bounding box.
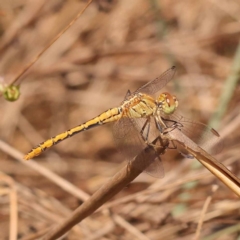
[157,92,178,115]
[122,93,157,118]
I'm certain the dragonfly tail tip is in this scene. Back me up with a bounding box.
[23,155,30,160]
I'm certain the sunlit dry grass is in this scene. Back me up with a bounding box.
[0,0,240,239]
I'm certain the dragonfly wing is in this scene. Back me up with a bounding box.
[162,113,223,157]
[135,66,176,96]
[144,156,164,178]
[113,117,164,178]
[124,90,132,100]
[113,117,143,160]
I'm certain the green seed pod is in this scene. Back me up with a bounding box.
[3,85,20,102]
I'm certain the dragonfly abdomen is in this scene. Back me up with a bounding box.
[24,107,122,160]
[66,107,122,136]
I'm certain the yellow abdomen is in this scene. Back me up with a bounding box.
[24,107,121,160]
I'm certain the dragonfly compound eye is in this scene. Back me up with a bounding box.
[157,92,178,115]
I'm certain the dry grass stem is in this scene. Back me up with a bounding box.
[193,185,219,240]
[9,0,93,87]
[168,129,240,197]
[43,143,168,240]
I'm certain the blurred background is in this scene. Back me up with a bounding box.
[0,0,240,239]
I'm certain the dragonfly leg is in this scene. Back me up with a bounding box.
[154,114,177,135]
[154,116,165,133]
[160,119,194,158]
[162,117,183,129]
[161,118,183,135]
[139,118,162,148]
[154,116,180,151]
[140,118,151,142]
[139,117,170,153]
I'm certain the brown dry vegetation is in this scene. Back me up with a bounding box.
[0,0,240,239]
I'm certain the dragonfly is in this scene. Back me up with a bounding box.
[24,66,221,177]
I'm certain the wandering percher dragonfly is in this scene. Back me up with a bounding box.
[24,66,220,177]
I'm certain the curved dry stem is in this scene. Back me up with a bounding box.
[8,0,93,87]
[43,142,168,240]
[167,128,240,197]
[0,139,154,240]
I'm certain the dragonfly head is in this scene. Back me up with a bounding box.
[157,92,178,115]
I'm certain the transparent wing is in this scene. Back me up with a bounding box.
[124,90,132,100]
[113,117,143,161]
[135,66,176,96]
[144,156,164,178]
[113,117,164,178]
[162,113,223,157]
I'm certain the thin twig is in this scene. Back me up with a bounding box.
[113,215,151,240]
[0,174,18,240]
[9,0,93,87]
[9,185,18,240]
[0,140,89,201]
[193,185,219,240]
